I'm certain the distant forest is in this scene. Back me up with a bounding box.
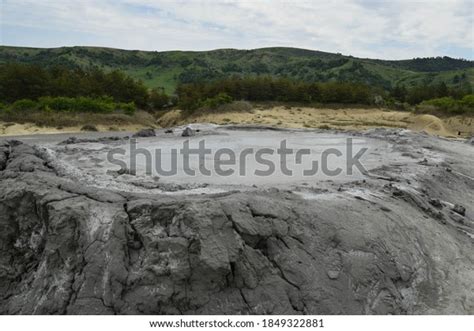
[1,46,473,94]
[1,45,473,115]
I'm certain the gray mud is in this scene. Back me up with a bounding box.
[0,125,473,314]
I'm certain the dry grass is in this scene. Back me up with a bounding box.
[0,110,157,136]
[0,110,155,127]
[2,105,473,138]
[157,105,474,137]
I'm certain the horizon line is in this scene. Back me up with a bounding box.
[1,44,473,63]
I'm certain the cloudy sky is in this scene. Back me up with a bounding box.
[1,0,473,60]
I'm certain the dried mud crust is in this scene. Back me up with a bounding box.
[0,129,473,315]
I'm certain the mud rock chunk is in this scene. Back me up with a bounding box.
[327,270,340,280]
[449,212,465,224]
[60,136,124,145]
[6,139,23,147]
[181,127,195,137]
[61,137,79,145]
[429,198,443,208]
[132,128,156,138]
[452,204,466,216]
[5,144,50,172]
[81,124,98,132]
[106,167,136,177]
[0,154,6,170]
[0,146,8,170]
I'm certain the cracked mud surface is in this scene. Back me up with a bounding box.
[0,126,473,314]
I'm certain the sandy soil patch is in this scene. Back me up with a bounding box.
[0,122,151,136]
[2,107,472,138]
[158,106,474,138]
[0,110,158,136]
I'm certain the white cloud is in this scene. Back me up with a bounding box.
[1,0,473,59]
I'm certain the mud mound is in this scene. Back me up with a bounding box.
[0,131,473,315]
[409,114,453,136]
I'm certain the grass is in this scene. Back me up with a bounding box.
[0,110,155,127]
[125,66,182,94]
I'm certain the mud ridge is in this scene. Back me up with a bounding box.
[0,131,473,314]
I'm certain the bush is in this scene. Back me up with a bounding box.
[415,104,439,114]
[4,97,138,115]
[216,100,253,113]
[117,102,136,116]
[419,95,474,114]
[202,92,233,109]
[461,95,474,109]
[11,99,39,111]
[39,96,71,111]
[149,88,170,110]
[423,96,458,109]
[74,97,115,113]
[38,96,116,113]
[81,124,98,132]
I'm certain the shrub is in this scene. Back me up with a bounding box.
[75,97,115,113]
[117,102,136,116]
[11,99,38,111]
[39,96,73,112]
[423,97,458,110]
[216,100,253,113]
[38,96,116,113]
[202,92,233,109]
[415,104,439,114]
[81,124,98,132]
[419,94,474,114]
[149,88,170,110]
[390,101,411,111]
[461,95,474,109]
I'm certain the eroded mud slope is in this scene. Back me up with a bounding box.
[0,131,473,314]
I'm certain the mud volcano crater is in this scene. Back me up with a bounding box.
[0,125,473,314]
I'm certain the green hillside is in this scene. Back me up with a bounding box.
[0,46,472,94]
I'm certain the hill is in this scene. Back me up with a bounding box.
[0,45,473,93]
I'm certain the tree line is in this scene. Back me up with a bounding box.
[0,63,472,114]
[176,76,376,110]
[388,57,473,72]
[0,63,172,108]
[176,75,473,111]
[390,81,472,105]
